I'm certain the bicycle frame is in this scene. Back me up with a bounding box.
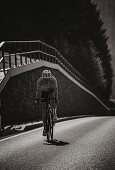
[38,97,55,142]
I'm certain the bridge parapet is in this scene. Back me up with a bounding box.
[0,41,111,128]
[0,40,96,93]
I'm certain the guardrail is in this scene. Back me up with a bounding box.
[0,40,105,102]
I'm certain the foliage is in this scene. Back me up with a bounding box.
[1,0,113,100]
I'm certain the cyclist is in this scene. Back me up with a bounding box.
[36,70,58,136]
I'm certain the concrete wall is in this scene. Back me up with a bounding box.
[0,61,110,127]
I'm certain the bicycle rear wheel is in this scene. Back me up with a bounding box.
[46,122,52,142]
[46,110,53,142]
[50,112,54,141]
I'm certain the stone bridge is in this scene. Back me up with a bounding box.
[0,41,110,128]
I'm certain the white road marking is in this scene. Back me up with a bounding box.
[0,127,43,142]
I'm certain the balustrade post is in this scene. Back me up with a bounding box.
[38,52,40,60]
[25,54,27,64]
[34,53,36,62]
[15,54,17,67]
[24,43,27,64]
[46,46,49,54]
[51,56,53,63]
[2,51,6,75]
[57,52,60,65]
[42,53,44,61]
[48,47,51,55]
[34,43,36,62]
[52,49,55,63]
[20,54,23,65]
[41,43,43,52]
[9,53,11,68]
[48,55,51,62]
[29,43,32,63]
[55,49,58,64]
[30,53,32,63]
[38,42,40,50]
[44,45,46,54]
[14,43,17,67]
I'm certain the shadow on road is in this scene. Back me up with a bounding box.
[44,139,69,146]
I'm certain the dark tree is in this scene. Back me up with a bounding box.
[86,1,113,99]
[1,0,113,100]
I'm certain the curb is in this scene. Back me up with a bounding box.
[0,115,92,138]
[23,115,92,132]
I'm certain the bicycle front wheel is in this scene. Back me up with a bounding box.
[46,112,53,142]
[50,120,53,141]
[46,123,52,142]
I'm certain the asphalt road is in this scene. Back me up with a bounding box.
[0,116,115,170]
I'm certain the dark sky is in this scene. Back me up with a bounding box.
[94,0,115,98]
[0,1,47,41]
[0,1,61,41]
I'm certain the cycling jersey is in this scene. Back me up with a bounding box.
[36,75,58,106]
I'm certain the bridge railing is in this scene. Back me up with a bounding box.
[0,40,101,97]
[0,41,56,72]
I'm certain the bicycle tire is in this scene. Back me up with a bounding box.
[46,117,51,142]
[50,112,54,141]
[46,108,53,142]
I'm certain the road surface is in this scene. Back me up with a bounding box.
[0,116,115,170]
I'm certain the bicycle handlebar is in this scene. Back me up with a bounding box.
[38,97,56,100]
[35,97,57,103]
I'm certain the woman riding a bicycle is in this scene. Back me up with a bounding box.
[36,70,58,136]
